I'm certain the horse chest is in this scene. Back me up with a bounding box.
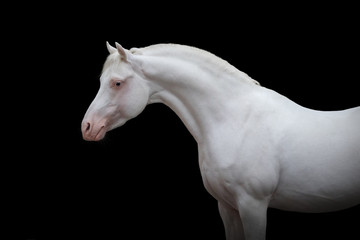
[198,145,256,207]
[198,137,281,208]
[199,158,237,206]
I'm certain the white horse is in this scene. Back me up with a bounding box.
[82,42,360,240]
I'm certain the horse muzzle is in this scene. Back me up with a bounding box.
[81,118,108,141]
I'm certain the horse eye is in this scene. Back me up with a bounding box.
[115,81,121,87]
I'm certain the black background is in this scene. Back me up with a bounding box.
[4,3,360,240]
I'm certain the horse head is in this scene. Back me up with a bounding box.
[81,42,150,141]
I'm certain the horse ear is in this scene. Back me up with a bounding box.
[106,41,117,54]
[115,42,129,62]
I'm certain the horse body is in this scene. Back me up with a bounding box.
[82,43,360,239]
[270,106,360,212]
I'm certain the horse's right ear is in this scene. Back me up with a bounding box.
[106,41,117,54]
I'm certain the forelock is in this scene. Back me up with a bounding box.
[102,53,122,73]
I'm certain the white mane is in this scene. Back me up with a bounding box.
[132,44,260,86]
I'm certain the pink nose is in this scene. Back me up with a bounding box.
[81,120,106,141]
[81,121,92,141]
[82,121,91,135]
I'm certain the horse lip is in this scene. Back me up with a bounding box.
[94,125,106,141]
[82,122,108,141]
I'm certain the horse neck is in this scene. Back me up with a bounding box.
[136,45,258,143]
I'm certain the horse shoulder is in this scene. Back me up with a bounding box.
[198,91,287,205]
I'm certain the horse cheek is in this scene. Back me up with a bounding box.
[124,82,149,119]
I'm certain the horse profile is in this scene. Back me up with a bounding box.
[82,42,360,240]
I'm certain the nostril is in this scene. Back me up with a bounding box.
[82,121,91,134]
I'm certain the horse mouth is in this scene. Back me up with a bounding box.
[93,126,107,141]
[82,122,107,141]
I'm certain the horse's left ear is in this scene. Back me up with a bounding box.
[115,42,129,62]
[106,41,117,54]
